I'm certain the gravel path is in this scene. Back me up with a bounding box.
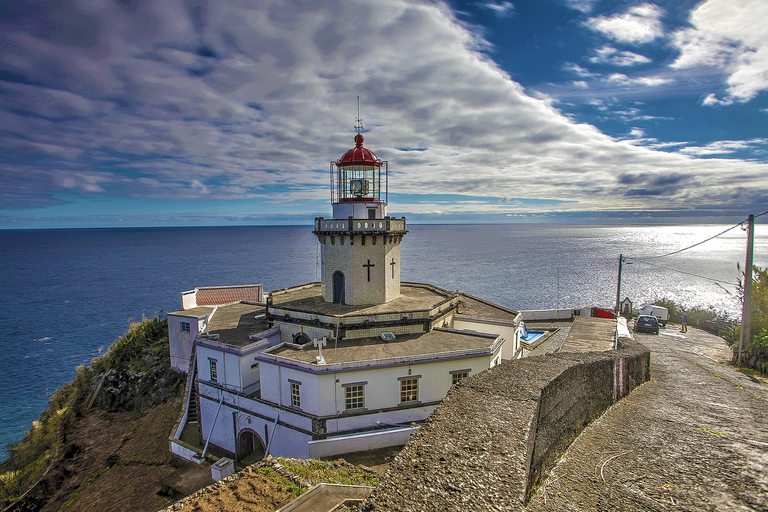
[528,326,768,511]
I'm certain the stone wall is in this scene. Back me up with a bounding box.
[733,342,768,374]
[364,338,650,511]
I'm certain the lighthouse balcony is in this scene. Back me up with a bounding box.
[313,217,406,234]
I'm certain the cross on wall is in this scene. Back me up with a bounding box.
[390,258,397,278]
[363,260,375,282]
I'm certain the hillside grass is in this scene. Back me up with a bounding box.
[0,316,169,509]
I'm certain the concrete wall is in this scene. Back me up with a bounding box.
[169,314,205,372]
[520,309,575,321]
[366,338,651,509]
[320,233,402,305]
[332,202,387,219]
[308,427,417,459]
[453,317,519,360]
[196,345,242,390]
[197,388,313,460]
[527,341,649,496]
[259,353,495,419]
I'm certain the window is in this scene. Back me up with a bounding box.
[400,378,418,403]
[180,321,191,333]
[290,382,301,408]
[250,362,259,372]
[452,371,469,385]
[209,360,218,382]
[345,385,365,410]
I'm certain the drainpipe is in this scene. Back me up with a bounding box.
[200,393,225,460]
[265,413,280,456]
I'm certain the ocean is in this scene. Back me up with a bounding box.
[1,223,766,459]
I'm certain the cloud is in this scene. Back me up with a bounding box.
[679,139,768,156]
[563,0,596,14]
[701,93,734,106]
[585,3,664,44]
[475,1,514,17]
[0,0,766,222]
[605,73,672,87]
[589,46,652,66]
[671,0,768,103]
[563,63,598,78]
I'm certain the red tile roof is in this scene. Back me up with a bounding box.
[195,285,263,306]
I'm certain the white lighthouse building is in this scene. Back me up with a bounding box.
[317,132,406,305]
[167,129,525,464]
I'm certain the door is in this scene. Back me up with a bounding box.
[333,271,345,304]
[237,429,265,463]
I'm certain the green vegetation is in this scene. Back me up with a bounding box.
[92,315,171,374]
[60,466,106,511]
[651,298,728,324]
[742,266,768,346]
[279,458,380,487]
[728,266,768,373]
[253,466,304,498]
[0,315,170,509]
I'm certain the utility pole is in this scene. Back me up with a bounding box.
[738,214,755,366]
[556,267,560,319]
[615,254,624,315]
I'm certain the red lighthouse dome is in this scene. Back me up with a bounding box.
[336,134,382,167]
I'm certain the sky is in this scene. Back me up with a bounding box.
[1,0,767,228]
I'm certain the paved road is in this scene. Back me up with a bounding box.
[528,325,768,511]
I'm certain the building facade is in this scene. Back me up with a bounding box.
[168,132,524,463]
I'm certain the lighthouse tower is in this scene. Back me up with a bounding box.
[313,131,407,305]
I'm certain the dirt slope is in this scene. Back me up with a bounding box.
[39,398,183,512]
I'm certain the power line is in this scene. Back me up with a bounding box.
[633,222,743,261]
[629,258,737,286]
[631,209,768,261]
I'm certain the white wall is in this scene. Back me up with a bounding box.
[274,321,336,346]
[521,309,575,321]
[321,233,402,305]
[331,201,386,219]
[453,318,520,360]
[260,353,494,421]
[196,345,242,391]
[181,290,197,309]
[324,404,437,435]
[308,427,417,458]
[169,314,205,372]
[197,386,314,459]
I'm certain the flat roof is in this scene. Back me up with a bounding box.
[457,293,519,322]
[265,328,498,365]
[168,306,214,318]
[206,303,269,347]
[270,282,454,316]
[559,316,616,352]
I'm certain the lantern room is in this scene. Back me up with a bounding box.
[330,133,388,220]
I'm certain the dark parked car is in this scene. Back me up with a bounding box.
[634,315,659,334]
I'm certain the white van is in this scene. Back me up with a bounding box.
[640,305,669,327]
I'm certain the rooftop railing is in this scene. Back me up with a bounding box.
[313,217,407,233]
[257,334,504,373]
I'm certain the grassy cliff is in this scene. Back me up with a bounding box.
[0,316,185,511]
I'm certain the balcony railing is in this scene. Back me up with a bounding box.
[313,217,407,233]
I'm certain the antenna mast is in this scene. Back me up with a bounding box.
[355,96,363,134]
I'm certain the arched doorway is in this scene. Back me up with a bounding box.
[333,271,345,304]
[237,428,265,465]
[293,332,311,345]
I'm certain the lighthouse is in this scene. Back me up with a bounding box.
[168,119,526,463]
[313,132,407,305]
